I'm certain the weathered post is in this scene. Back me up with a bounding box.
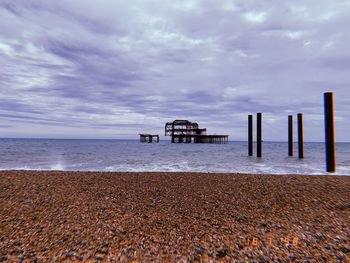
[248,115,253,156]
[324,92,336,172]
[288,115,293,156]
[297,113,304,159]
[257,113,262,158]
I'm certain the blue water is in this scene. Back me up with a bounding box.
[0,139,349,175]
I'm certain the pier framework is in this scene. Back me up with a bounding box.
[139,134,159,143]
[165,120,228,144]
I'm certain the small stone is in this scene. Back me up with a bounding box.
[216,248,229,258]
[10,248,24,254]
[96,249,108,254]
[28,253,36,258]
[340,245,350,253]
[0,256,9,261]
[13,241,23,246]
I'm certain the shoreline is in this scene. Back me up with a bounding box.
[1,171,349,261]
[0,169,349,177]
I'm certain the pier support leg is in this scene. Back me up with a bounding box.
[248,115,253,156]
[288,115,293,156]
[257,113,262,158]
[171,123,175,143]
[324,92,336,172]
[298,113,304,159]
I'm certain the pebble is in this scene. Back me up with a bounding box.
[1,171,349,262]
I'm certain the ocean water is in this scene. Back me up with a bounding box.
[0,139,349,175]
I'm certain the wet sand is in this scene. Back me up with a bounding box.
[0,171,349,262]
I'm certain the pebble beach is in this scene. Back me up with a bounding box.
[0,171,349,262]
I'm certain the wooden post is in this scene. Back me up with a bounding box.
[288,115,293,156]
[324,92,336,172]
[257,113,262,158]
[248,115,253,156]
[297,113,304,159]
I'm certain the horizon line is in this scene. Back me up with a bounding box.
[0,137,349,143]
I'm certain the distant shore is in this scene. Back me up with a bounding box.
[1,171,349,262]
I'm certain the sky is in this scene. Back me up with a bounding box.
[0,0,349,142]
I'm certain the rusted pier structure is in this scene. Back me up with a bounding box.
[165,120,228,144]
[139,134,159,143]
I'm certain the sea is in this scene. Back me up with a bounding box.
[0,138,349,175]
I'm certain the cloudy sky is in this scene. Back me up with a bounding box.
[0,0,349,141]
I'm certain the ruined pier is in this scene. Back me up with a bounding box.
[165,120,228,144]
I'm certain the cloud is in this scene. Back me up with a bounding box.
[0,0,349,141]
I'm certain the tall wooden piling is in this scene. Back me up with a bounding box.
[324,92,336,172]
[257,113,262,158]
[248,115,253,156]
[288,115,293,156]
[297,113,304,159]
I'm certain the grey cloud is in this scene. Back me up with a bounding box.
[0,2,21,16]
[317,56,350,70]
[0,113,64,124]
[0,99,42,114]
[0,1,349,141]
